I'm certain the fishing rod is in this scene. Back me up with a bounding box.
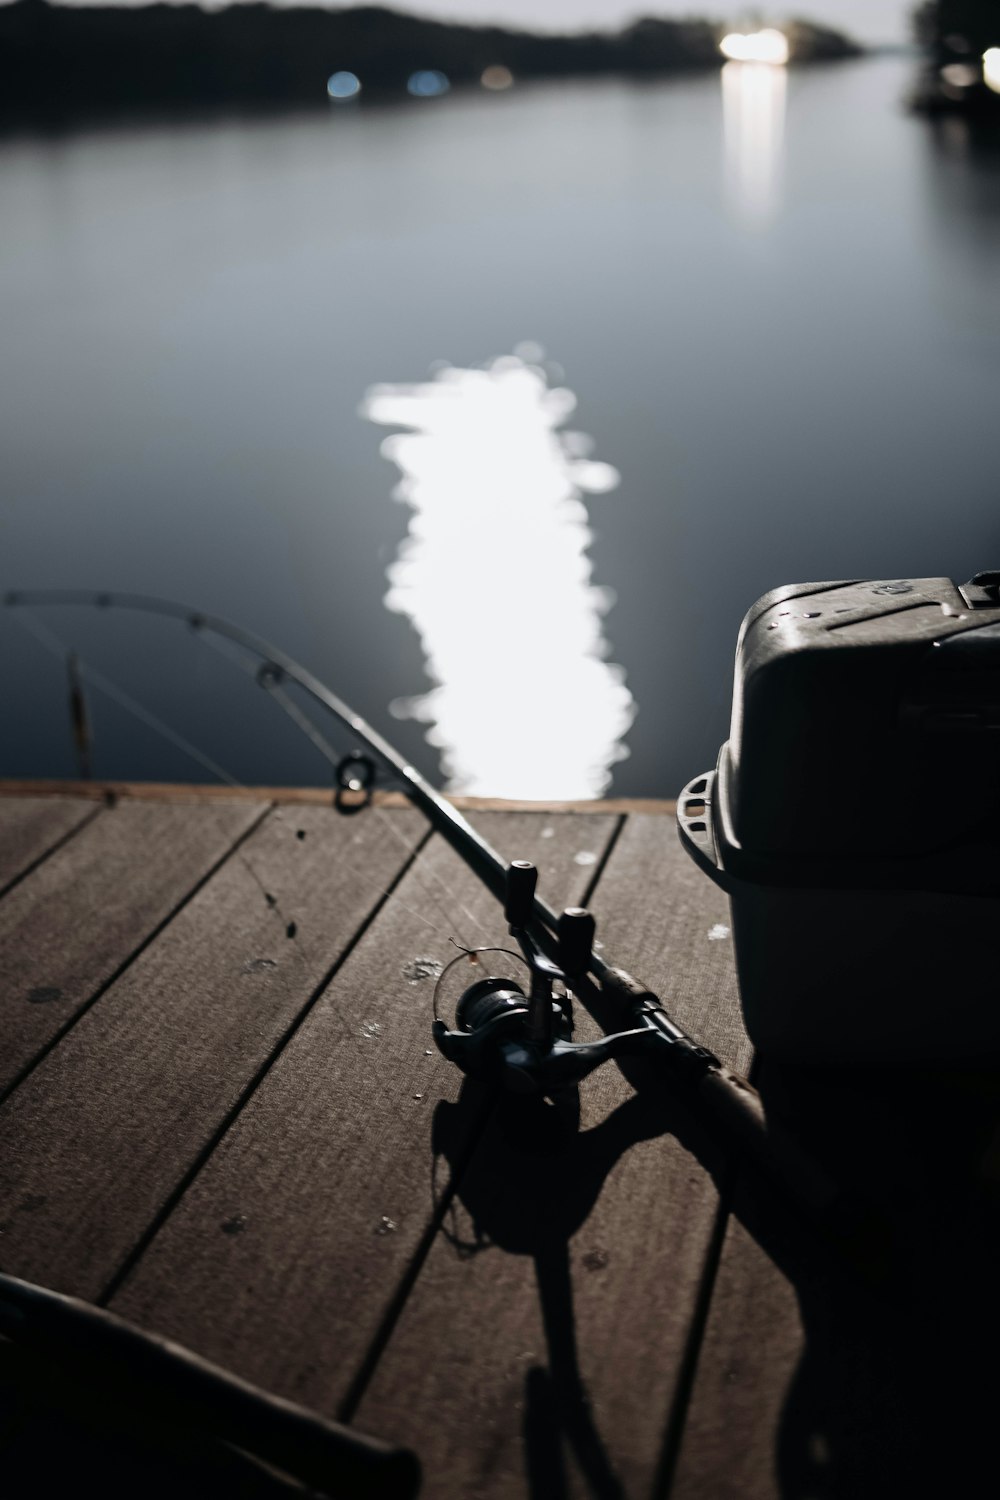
[2,588,877,1264]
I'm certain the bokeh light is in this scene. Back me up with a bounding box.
[940,63,979,88]
[481,65,514,91]
[326,71,361,100]
[719,30,790,66]
[407,70,450,98]
[984,48,1000,95]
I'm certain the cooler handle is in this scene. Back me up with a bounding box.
[676,769,727,887]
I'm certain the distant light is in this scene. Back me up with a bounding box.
[941,62,979,88]
[407,70,450,98]
[327,71,361,100]
[984,48,1000,94]
[481,64,514,91]
[719,29,789,66]
[722,56,786,226]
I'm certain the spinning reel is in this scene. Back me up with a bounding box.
[432,860,665,1095]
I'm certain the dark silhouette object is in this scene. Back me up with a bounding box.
[0,1271,420,1497]
[0,1,860,127]
[759,1060,1000,1499]
[432,1024,1000,1499]
[66,651,92,781]
[912,0,1000,115]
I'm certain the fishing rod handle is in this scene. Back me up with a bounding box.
[695,1069,890,1279]
[600,969,888,1274]
[695,1067,842,1219]
[601,966,709,1049]
[601,964,831,1209]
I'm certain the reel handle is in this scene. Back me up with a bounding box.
[558,908,596,977]
[504,860,538,929]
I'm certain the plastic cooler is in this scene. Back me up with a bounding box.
[676,573,1000,1064]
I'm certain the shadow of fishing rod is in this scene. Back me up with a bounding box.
[432,1087,692,1500]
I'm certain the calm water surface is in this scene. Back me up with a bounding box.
[2,57,999,796]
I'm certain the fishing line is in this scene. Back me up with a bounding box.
[5,603,479,949]
[261,667,486,944]
[8,610,242,789]
[5,608,303,931]
[7,590,501,953]
[356,801,489,950]
[3,588,879,1276]
[431,943,528,1024]
[192,621,489,949]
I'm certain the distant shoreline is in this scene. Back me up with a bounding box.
[0,1,863,123]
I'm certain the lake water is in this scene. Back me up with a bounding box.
[2,55,999,798]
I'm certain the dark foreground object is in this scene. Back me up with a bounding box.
[679,572,1000,1063]
[0,783,997,1496]
[0,1272,419,1497]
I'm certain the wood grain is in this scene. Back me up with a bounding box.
[0,801,424,1299]
[350,814,747,1498]
[666,1212,801,1500]
[4,789,996,1499]
[0,794,99,895]
[109,811,619,1431]
[588,813,751,1078]
[0,798,265,1095]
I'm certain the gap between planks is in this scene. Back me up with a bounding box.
[0,780,677,816]
[0,798,743,1500]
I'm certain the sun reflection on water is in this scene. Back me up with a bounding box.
[361,353,635,799]
[721,56,787,227]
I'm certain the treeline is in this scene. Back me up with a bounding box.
[0,1,861,121]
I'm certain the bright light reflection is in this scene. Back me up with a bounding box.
[362,354,635,799]
[940,62,979,88]
[722,57,787,226]
[327,71,361,100]
[407,70,450,98]
[984,48,1000,94]
[481,64,514,90]
[719,29,789,66]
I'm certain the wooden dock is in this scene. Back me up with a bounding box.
[1,782,998,1498]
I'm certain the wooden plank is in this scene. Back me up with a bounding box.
[0,780,676,816]
[0,794,99,895]
[663,1211,800,1500]
[0,797,265,1097]
[0,800,425,1299]
[347,814,748,1498]
[109,811,619,1425]
[589,814,751,1079]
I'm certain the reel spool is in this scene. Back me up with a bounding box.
[433,861,660,1096]
[455,978,529,1035]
